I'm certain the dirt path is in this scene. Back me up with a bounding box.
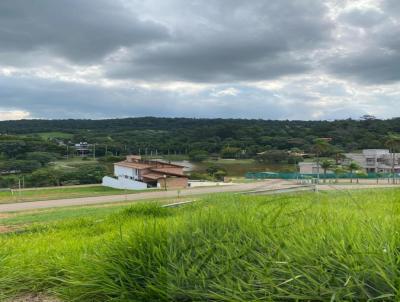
[0,181,398,213]
[0,180,287,213]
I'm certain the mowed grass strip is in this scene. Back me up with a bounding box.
[0,186,150,204]
[0,189,399,301]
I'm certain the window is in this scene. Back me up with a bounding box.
[366,158,375,165]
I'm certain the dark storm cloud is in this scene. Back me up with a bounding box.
[106,0,333,82]
[327,48,400,85]
[0,75,301,119]
[0,0,169,63]
[0,0,400,120]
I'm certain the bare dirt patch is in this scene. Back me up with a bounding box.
[0,224,20,234]
[8,294,61,302]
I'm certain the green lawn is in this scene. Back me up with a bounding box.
[51,157,99,170]
[36,132,74,140]
[193,158,296,176]
[0,189,399,301]
[0,185,150,204]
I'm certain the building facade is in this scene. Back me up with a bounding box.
[345,149,400,173]
[103,155,188,190]
[298,162,333,174]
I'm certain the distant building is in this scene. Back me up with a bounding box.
[103,155,188,190]
[345,149,400,173]
[298,162,333,174]
[74,142,91,157]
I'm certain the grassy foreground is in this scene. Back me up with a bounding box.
[0,189,399,301]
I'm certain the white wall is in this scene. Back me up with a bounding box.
[102,176,148,190]
[114,165,138,180]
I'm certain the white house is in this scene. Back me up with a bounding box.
[298,162,335,174]
[345,149,400,173]
[102,155,188,190]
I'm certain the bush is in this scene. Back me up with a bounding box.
[214,170,227,181]
[28,168,62,187]
[220,147,241,159]
[23,152,57,165]
[189,172,214,181]
[0,160,41,174]
[188,150,208,162]
[256,150,289,163]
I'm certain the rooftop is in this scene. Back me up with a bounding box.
[114,161,152,170]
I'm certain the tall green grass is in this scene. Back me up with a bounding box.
[0,189,399,301]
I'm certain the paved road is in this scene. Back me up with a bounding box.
[0,181,398,213]
[0,180,287,213]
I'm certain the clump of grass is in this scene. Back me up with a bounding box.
[0,190,400,301]
[116,203,171,218]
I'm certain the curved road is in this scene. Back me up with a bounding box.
[0,180,286,213]
[0,181,398,213]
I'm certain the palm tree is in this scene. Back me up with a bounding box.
[321,160,333,183]
[348,162,359,183]
[312,139,331,183]
[334,166,346,183]
[384,133,400,184]
[333,147,346,165]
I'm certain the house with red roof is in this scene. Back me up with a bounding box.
[102,155,188,190]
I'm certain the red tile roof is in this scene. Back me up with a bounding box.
[151,168,187,177]
[142,173,164,180]
[114,161,152,169]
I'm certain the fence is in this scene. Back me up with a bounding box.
[245,172,395,180]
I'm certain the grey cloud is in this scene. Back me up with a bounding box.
[327,49,400,84]
[326,0,400,84]
[0,75,367,120]
[0,0,400,120]
[105,0,333,82]
[338,8,385,28]
[0,0,169,64]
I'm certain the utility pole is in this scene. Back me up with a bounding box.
[93,144,96,160]
[392,150,396,184]
[18,178,22,199]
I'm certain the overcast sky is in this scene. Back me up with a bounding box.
[0,0,399,120]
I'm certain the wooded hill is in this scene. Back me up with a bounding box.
[0,117,398,155]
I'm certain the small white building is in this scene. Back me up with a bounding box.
[298,162,334,174]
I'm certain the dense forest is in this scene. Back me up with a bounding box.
[0,116,398,188]
[0,116,398,154]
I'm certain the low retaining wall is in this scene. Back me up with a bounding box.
[102,176,148,190]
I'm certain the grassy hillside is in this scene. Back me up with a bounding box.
[0,189,399,301]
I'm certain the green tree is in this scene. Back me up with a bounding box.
[220,147,241,159]
[24,152,57,165]
[312,139,331,182]
[214,170,227,181]
[29,168,62,187]
[256,150,289,164]
[348,162,360,183]
[320,160,333,183]
[188,150,208,162]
